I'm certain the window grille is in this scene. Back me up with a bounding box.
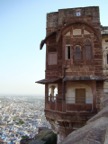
[74,45,82,62]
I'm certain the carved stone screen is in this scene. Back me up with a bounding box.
[74,45,81,61]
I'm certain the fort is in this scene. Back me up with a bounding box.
[36,6,108,143]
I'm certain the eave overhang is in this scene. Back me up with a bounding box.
[36,76,106,84]
[63,76,106,81]
[36,78,61,84]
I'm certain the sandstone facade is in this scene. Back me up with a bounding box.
[37,6,108,143]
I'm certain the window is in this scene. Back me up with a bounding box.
[75,89,86,104]
[85,45,92,60]
[67,46,71,59]
[65,36,71,60]
[65,45,71,60]
[84,39,92,61]
[107,54,108,64]
[105,39,108,42]
[48,84,58,102]
[48,52,57,65]
[74,45,82,62]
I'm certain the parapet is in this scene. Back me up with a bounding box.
[47,6,100,34]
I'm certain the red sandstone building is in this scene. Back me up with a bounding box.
[36,6,106,143]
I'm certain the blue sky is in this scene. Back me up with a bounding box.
[0,0,107,96]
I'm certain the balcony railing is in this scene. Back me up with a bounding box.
[46,96,93,112]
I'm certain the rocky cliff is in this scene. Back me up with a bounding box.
[20,128,57,144]
[61,94,108,144]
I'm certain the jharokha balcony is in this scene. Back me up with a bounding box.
[45,94,96,125]
[45,95,95,113]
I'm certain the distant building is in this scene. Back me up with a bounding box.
[0,138,7,144]
[36,6,108,143]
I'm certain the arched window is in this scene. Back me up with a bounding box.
[74,45,82,62]
[84,39,92,61]
[48,84,58,102]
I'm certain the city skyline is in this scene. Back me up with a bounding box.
[0,0,107,96]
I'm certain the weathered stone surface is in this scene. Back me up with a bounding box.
[28,140,45,144]
[34,129,57,144]
[104,127,108,144]
[88,106,108,123]
[61,117,108,144]
[29,140,45,144]
[28,129,57,144]
[20,129,57,144]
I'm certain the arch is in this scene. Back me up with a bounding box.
[40,21,101,50]
[48,84,58,102]
[57,21,101,43]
